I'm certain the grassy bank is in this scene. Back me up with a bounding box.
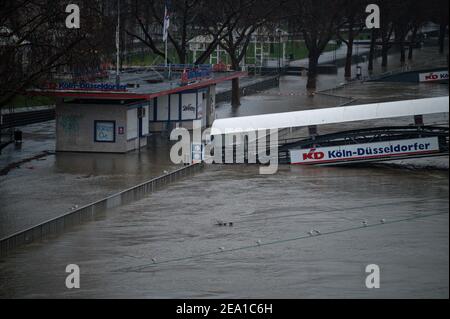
[128,40,341,66]
[4,96,56,109]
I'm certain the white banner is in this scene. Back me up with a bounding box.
[290,137,440,165]
[419,70,449,82]
[181,93,197,120]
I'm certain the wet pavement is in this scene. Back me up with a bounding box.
[290,42,370,68]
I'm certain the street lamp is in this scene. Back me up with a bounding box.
[276,29,282,74]
[115,0,121,87]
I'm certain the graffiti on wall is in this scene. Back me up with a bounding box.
[59,115,81,135]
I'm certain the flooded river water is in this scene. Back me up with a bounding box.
[0,165,448,298]
[0,46,448,298]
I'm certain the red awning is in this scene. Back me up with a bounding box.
[31,72,246,101]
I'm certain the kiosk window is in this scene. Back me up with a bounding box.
[94,121,116,143]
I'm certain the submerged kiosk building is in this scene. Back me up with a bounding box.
[37,67,244,153]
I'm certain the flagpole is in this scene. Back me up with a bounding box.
[165,35,168,68]
[115,0,120,87]
[164,3,169,76]
[163,1,170,78]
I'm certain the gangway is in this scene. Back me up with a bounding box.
[278,126,449,165]
[210,96,449,166]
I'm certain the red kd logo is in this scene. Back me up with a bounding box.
[425,73,438,80]
[303,149,325,161]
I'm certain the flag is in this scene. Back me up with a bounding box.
[162,0,171,42]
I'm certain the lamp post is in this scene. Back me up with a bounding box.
[115,0,121,87]
[276,29,282,74]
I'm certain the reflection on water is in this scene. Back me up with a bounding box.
[54,136,174,177]
[216,76,344,119]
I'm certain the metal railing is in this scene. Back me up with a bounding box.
[0,163,204,258]
[1,107,55,128]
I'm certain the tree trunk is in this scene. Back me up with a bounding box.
[397,28,406,64]
[179,55,186,65]
[408,27,418,60]
[343,14,356,79]
[400,42,406,64]
[307,53,319,90]
[344,41,353,79]
[381,44,389,68]
[368,29,376,72]
[230,57,241,107]
[231,78,241,107]
[439,23,447,54]
[344,16,356,79]
[178,47,187,64]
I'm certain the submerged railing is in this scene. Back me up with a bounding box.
[0,163,204,258]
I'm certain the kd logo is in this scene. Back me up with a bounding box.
[365,4,380,29]
[65,264,80,289]
[65,4,80,29]
[365,264,380,289]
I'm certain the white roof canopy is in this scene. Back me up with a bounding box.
[211,96,449,135]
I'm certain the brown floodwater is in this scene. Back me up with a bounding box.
[0,45,448,298]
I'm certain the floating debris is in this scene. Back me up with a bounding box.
[215,220,226,226]
[215,220,234,227]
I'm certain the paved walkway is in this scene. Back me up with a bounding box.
[289,43,371,67]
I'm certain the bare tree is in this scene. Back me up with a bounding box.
[337,0,367,79]
[0,0,115,108]
[367,28,377,72]
[215,0,279,107]
[377,0,396,68]
[435,0,449,54]
[289,0,344,89]
[125,0,225,65]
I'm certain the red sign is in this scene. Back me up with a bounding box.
[302,149,325,161]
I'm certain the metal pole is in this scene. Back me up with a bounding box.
[165,37,168,68]
[115,0,120,87]
[278,32,281,74]
[138,108,141,154]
